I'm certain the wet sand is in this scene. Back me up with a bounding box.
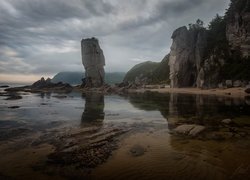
[93,131,250,180]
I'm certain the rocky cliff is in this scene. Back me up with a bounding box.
[169,26,207,88]
[123,0,249,88]
[168,0,250,88]
[226,0,250,57]
[81,37,105,87]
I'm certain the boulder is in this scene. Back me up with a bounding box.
[218,83,226,89]
[173,124,205,136]
[189,125,206,136]
[233,80,242,87]
[221,119,232,124]
[225,80,233,88]
[81,37,105,87]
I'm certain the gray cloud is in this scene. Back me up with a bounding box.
[0,0,230,79]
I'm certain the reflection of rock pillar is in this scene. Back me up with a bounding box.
[168,93,178,129]
[81,92,105,123]
[81,37,105,87]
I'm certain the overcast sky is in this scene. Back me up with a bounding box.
[0,0,230,83]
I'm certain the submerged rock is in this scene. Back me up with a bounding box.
[130,144,146,157]
[173,124,206,136]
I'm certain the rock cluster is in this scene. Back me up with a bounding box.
[5,77,72,93]
[81,37,105,87]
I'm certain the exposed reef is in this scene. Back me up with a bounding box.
[5,77,73,93]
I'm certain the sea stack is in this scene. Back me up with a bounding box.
[81,37,105,87]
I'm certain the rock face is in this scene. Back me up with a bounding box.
[226,0,250,58]
[81,37,105,87]
[168,0,250,88]
[169,26,207,88]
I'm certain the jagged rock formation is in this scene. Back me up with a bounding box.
[5,77,72,92]
[81,37,105,87]
[169,26,207,88]
[226,0,250,57]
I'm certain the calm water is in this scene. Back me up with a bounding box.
[0,89,250,179]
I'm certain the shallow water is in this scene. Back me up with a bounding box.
[0,89,250,179]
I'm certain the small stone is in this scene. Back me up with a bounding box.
[221,119,232,124]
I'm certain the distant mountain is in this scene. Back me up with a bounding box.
[123,55,170,84]
[105,72,126,85]
[123,61,159,82]
[52,72,83,85]
[52,72,126,85]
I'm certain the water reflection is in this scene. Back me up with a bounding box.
[40,92,51,99]
[126,92,250,128]
[81,92,105,125]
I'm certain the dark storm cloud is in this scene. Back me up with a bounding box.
[0,0,230,78]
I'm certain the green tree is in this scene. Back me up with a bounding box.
[188,19,204,30]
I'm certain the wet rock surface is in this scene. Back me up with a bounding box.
[171,118,250,140]
[30,125,129,177]
[173,124,206,137]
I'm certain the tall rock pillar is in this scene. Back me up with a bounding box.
[81,37,105,87]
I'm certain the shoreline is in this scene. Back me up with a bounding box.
[131,87,249,98]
